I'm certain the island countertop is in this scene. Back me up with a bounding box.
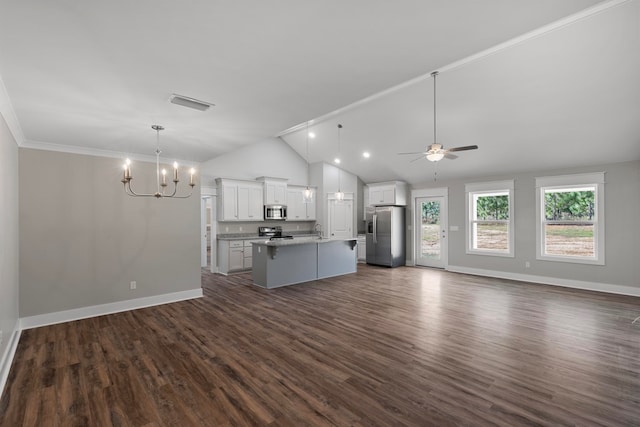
[251,237,356,247]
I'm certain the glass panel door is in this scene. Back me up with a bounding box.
[416,196,447,268]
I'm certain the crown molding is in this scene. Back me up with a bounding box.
[20,139,200,167]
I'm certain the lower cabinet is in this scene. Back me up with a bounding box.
[357,235,366,262]
[218,239,264,274]
[228,242,245,271]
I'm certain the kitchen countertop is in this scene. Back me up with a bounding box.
[252,237,357,247]
[217,232,318,241]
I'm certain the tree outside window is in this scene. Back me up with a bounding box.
[466,180,514,257]
[535,172,604,265]
[542,187,596,258]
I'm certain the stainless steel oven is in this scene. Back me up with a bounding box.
[264,205,287,220]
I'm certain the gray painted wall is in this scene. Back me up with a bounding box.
[19,149,201,317]
[410,160,640,288]
[0,113,19,359]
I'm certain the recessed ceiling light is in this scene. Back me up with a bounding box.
[334,158,341,164]
[363,152,370,158]
[169,94,214,111]
[308,132,316,139]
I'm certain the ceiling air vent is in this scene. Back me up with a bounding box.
[169,94,214,111]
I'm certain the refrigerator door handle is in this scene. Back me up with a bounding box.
[373,214,377,244]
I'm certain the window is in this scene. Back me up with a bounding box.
[536,172,605,265]
[465,180,514,257]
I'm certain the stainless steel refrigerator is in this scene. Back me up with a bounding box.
[366,206,406,267]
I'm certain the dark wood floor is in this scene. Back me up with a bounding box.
[2,265,640,426]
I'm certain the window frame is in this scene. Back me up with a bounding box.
[465,180,515,258]
[535,172,605,265]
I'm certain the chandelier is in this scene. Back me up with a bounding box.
[121,125,196,198]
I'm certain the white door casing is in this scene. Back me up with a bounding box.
[328,194,354,239]
[412,188,448,269]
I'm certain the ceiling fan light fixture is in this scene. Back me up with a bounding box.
[426,152,445,162]
[169,94,214,111]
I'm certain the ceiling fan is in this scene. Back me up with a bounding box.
[398,71,478,162]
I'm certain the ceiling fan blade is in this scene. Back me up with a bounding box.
[447,145,478,152]
[397,151,428,155]
[409,155,426,163]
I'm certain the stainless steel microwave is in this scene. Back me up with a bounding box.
[264,205,287,220]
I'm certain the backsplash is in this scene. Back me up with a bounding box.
[217,221,315,235]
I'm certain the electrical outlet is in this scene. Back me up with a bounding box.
[296,225,300,230]
[130,281,137,290]
[225,226,229,232]
[525,261,531,268]
[239,226,243,231]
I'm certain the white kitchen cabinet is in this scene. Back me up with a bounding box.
[218,239,265,274]
[237,183,263,220]
[367,181,408,206]
[218,240,244,274]
[286,186,316,221]
[258,177,287,205]
[229,246,245,271]
[216,179,264,221]
[220,183,238,220]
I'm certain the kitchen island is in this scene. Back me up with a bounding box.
[251,237,357,289]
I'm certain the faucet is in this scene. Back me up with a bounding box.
[314,223,322,238]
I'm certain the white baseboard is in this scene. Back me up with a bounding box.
[447,265,640,297]
[20,288,203,330]
[0,320,21,399]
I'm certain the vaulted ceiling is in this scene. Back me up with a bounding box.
[1,1,638,184]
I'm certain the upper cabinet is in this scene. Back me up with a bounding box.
[257,177,287,205]
[216,179,264,221]
[367,181,408,206]
[287,186,316,221]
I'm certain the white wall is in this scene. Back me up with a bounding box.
[200,137,309,185]
[0,112,20,387]
[410,160,640,290]
[19,149,202,317]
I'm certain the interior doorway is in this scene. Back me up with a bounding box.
[328,194,353,239]
[201,194,217,272]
